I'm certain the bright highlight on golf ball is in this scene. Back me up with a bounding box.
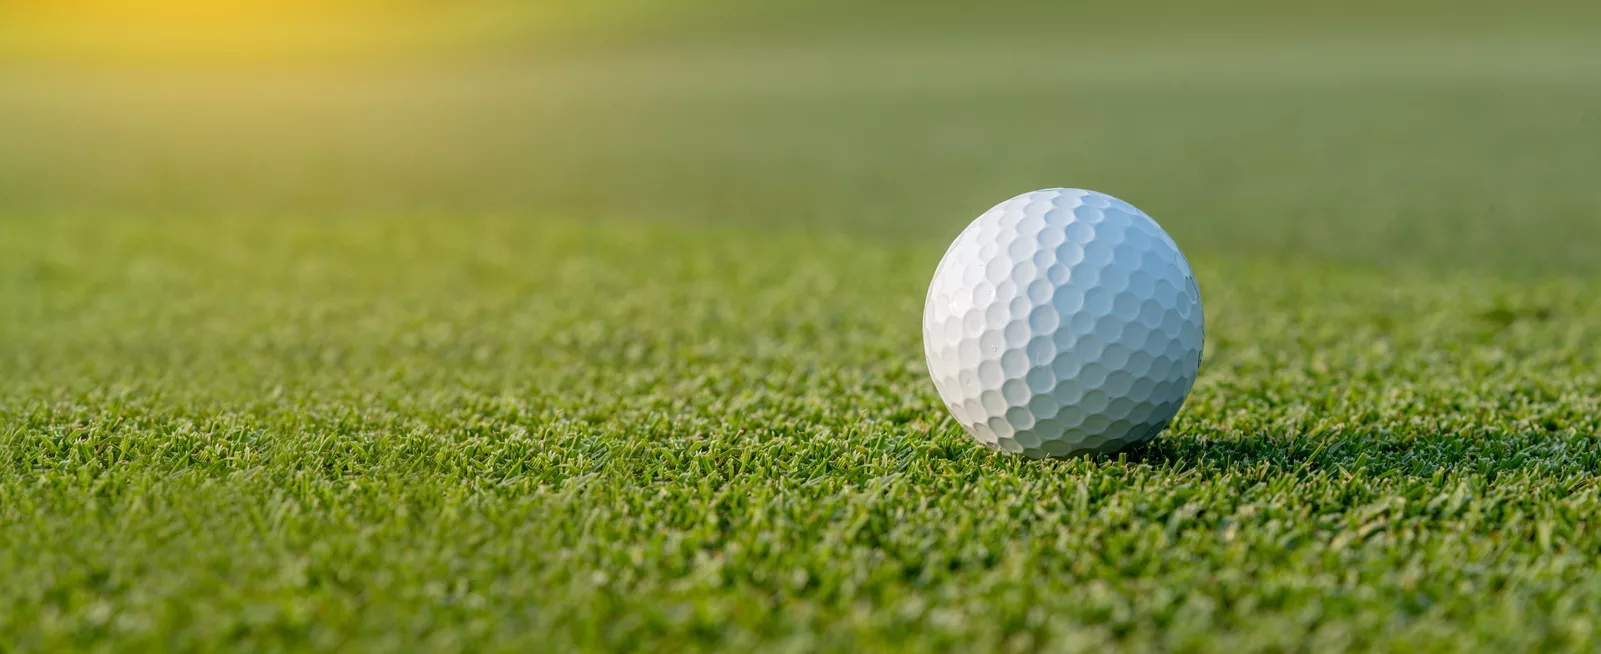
[923,188,1204,458]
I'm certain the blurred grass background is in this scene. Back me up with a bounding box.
[2,0,1600,271]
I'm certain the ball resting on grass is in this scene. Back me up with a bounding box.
[923,188,1204,458]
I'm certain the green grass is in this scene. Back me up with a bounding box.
[4,11,1601,652]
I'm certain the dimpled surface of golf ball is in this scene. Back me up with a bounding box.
[923,188,1204,458]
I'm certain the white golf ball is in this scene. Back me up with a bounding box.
[923,189,1204,458]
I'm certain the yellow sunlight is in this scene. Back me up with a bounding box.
[0,0,535,63]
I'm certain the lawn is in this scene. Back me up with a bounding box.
[3,5,1601,651]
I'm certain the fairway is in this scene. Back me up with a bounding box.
[4,4,1601,651]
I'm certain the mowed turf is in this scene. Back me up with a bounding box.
[4,32,1601,653]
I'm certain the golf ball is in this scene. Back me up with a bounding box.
[923,189,1204,458]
